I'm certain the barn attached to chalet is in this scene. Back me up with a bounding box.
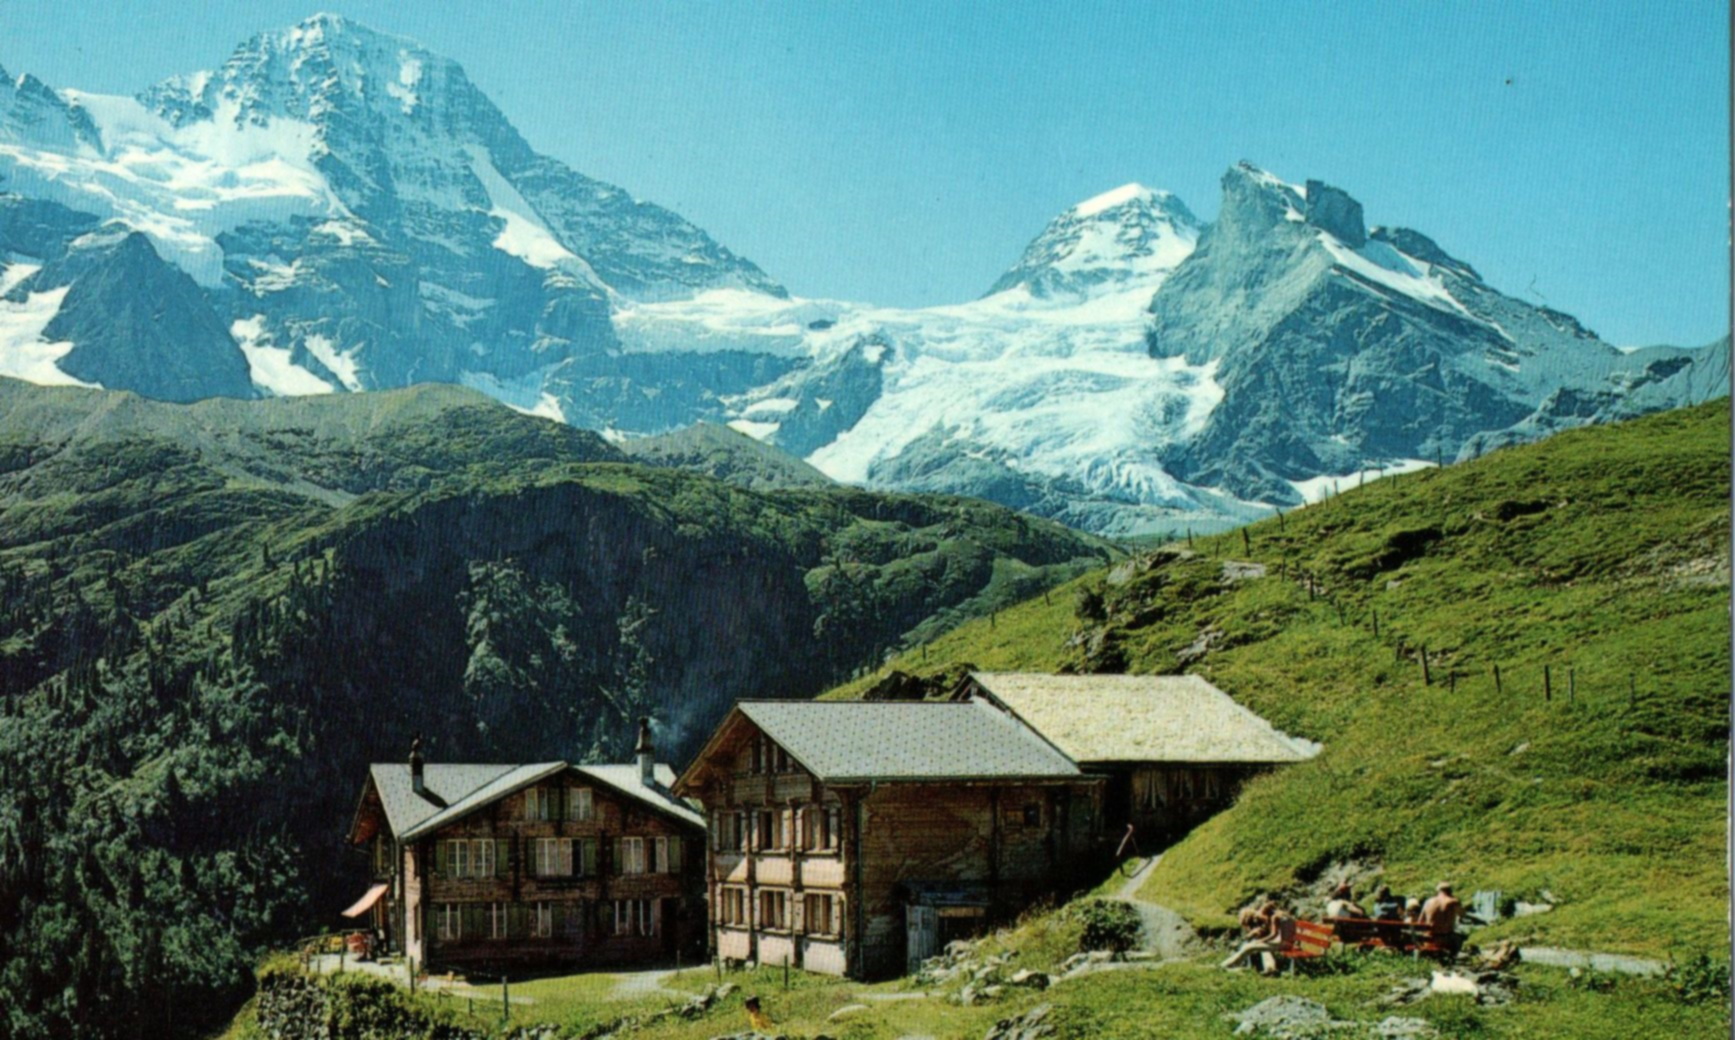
[962,672,1316,846]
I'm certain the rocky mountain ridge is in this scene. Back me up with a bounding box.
[0,15,1723,533]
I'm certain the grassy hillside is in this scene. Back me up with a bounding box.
[0,379,1113,1040]
[834,399,1730,957]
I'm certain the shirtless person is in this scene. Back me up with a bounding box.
[1222,901,1285,973]
[1419,882,1464,957]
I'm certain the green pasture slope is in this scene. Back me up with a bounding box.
[838,399,1731,958]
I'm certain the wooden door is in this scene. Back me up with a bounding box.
[905,904,938,973]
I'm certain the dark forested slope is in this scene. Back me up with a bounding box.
[0,379,1111,1039]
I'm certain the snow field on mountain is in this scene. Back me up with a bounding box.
[230,315,335,396]
[0,264,88,388]
[1286,458,1434,505]
[9,90,339,286]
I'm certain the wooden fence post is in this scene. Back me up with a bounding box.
[1544,665,1552,702]
[1242,528,1252,554]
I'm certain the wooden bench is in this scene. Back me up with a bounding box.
[1274,918,1335,970]
[1325,917,1456,960]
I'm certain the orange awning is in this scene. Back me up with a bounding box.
[341,883,388,919]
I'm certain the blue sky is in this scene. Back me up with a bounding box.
[0,1,1726,345]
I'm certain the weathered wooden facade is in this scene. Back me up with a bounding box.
[347,726,705,973]
[961,672,1316,847]
[672,700,1101,979]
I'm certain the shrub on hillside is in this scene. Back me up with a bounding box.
[1073,899,1141,954]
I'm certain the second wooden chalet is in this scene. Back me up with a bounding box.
[671,700,1100,978]
[346,722,705,973]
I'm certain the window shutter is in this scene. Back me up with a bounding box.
[791,895,805,933]
[581,839,597,877]
[782,809,794,850]
[434,841,448,878]
[668,836,683,873]
[832,897,843,936]
[509,902,527,940]
[612,838,623,875]
[496,839,510,878]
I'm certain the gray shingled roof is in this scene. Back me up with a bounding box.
[371,761,702,842]
[736,700,1082,783]
[969,672,1316,765]
[576,764,704,829]
[371,763,525,839]
[399,762,569,841]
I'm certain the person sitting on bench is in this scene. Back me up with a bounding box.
[1325,883,1367,919]
[1221,901,1288,973]
[1371,885,1404,921]
[1419,882,1465,956]
[1403,897,1423,923]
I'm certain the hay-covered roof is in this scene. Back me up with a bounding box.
[968,672,1315,765]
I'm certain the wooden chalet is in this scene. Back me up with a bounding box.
[346,722,705,973]
[962,672,1316,846]
[671,700,1101,979]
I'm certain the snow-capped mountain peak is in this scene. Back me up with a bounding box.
[985,180,1200,301]
[142,13,464,131]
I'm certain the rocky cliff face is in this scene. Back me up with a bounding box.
[1145,163,1726,504]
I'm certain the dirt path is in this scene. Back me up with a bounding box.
[1111,855,1202,961]
[609,968,684,1000]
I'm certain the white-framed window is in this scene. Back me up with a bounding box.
[567,786,594,821]
[613,898,658,937]
[488,901,507,940]
[755,809,785,850]
[619,836,647,875]
[525,786,554,821]
[437,903,461,941]
[534,837,574,877]
[715,811,749,852]
[759,889,788,930]
[649,835,682,873]
[443,838,498,878]
[533,901,553,938]
[801,805,842,851]
[803,893,841,936]
[719,887,748,926]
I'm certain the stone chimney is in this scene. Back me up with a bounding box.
[410,734,425,795]
[635,717,655,787]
